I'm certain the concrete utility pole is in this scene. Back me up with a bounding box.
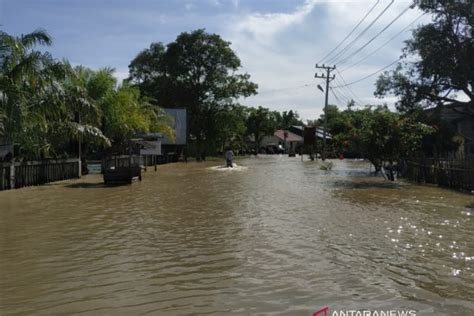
[315,64,336,161]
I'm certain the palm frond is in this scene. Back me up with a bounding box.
[20,28,52,49]
[0,108,5,136]
[62,121,111,146]
[8,51,43,82]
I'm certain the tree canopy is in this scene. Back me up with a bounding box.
[0,28,173,161]
[245,106,278,152]
[320,105,434,171]
[375,0,473,115]
[128,29,258,157]
[275,110,304,130]
[0,29,109,159]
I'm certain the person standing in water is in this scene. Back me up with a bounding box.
[225,147,234,168]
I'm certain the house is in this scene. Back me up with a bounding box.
[289,125,332,141]
[426,105,474,157]
[260,129,304,153]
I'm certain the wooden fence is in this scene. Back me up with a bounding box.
[143,153,179,167]
[0,153,180,191]
[133,153,179,171]
[0,164,11,191]
[0,159,79,191]
[405,158,474,192]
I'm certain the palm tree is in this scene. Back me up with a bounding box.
[0,29,109,159]
[0,28,54,154]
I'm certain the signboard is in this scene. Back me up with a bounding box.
[162,108,187,145]
[140,140,162,156]
[304,127,316,146]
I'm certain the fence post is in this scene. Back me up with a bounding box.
[0,166,4,190]
[10,163,15,189]
[78,159,82,178]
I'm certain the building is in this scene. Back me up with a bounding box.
[260,129,304,153]
[426,105,474,157]
[289,126,332,141]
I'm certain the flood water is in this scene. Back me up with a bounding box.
[1,156,473,315]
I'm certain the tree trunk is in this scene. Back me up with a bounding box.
[369,158,382,173]
[254,133,260,155]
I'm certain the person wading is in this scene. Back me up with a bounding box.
[225,148,234,168]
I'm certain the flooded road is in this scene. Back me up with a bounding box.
[1,156,473,315]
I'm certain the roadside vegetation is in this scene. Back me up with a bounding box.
[0,29,172,161]
[1,1,471,165]
[315,1,472,171]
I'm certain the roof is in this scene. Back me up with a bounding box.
[290,125,332,139]
[274,130,303,142]
[425,104,474,123]
[135,133,164,141]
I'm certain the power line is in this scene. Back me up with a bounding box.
[326,0,395,65]
[332,79,352,104]
[335,3,416,65]
[333,77,359,105]
[258,83,315,95]
[330,87,346,106]
[340,12,425,73]
[316,0,380,65]
[336,70,365,105]
[333,58,400,88]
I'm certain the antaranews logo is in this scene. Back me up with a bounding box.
[314,307,417,316]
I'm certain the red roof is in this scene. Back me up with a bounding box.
[274,130,303,142]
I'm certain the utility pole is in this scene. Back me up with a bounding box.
[315,64,336,161]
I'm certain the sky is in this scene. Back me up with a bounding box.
[0,0,429,121]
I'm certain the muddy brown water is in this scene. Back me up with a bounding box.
[0,156,473,315]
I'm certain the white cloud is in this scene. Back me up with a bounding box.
[232,0,319,43]
[184,1,196,11]
[5,0,435,121]
[208,0,221,7]
[220,0,429,120]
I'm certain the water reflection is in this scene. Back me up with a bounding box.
[0,156,473,315]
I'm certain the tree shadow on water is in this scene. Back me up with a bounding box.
[64,182,125,189]
[332,180,402,190]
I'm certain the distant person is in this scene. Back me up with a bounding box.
[225,148,234,168]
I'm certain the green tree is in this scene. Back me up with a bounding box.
[214,104,248,151]
[0,28,54,154]
[74,66,174,154]
[276,110,303,130]
[128,29,258,158]
[1,28,173,161]
[245,106,278,153]
[375,0,473,115]
[328,106,434,172]
[0,29,109,159]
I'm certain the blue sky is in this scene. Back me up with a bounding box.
[0,0,427,120]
